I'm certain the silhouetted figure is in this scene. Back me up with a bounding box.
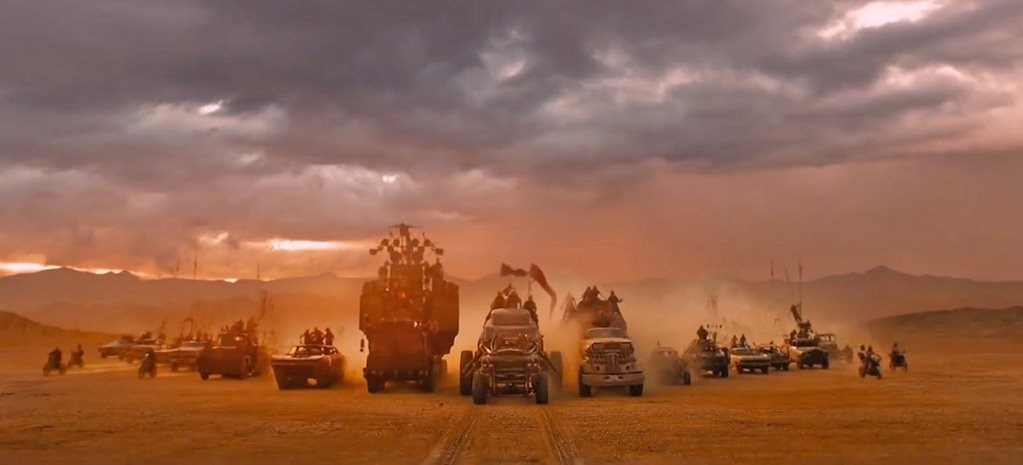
[311,327,324,345]
[490,291,506,310]
[505,290,522,309]
[739,334,748,348]
[696,325,709,341]
[608,291,623,314]
[523,296,538,323]
[301,330,311,345]
[324,327,335,346]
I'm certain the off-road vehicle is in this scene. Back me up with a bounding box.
[578,327,644,397]
[460,308,562,405]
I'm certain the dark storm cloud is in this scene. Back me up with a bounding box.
[1,0,1022,277]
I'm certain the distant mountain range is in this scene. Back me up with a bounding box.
[0,265,1021,336]
[0,310,115,348]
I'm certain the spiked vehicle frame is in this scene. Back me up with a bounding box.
[459,308,563,405]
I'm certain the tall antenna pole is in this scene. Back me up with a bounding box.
[798,258,803,307]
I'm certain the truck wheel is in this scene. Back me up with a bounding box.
[472,372,488,405]
[244,355,257,378]
[721,367,729,378]
[200,372,210,380]
[421,367,437,393]
[534,373,550,405]
[367,376,384,393]
[459,351,473,396]
[822,359,830,370]
[628,383,644,397]
[578,372,592,397]
[761,367,770,374]
[275,376,292,390]
[682,370,692,386]
[549,351,564,389]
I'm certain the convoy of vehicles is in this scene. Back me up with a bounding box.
[44,228,895,401]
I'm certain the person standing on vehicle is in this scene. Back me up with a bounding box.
[324,327,335,346]
[311,327,324,345]
[696,325,709,341]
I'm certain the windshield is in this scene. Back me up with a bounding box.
[217,334,248,346]
[489,310,533,327]
[288,345,335,356]
[585,327,625,339]
[731,348,761,356]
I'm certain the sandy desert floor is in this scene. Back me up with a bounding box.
[1,339,1021,465]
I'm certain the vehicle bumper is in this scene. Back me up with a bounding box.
[580,371,644,387]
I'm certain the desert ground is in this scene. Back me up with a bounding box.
[1,336,1021,465]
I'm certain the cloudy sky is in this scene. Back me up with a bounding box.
[1,0,1021,281]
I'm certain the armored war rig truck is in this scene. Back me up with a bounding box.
[360,224,459,393]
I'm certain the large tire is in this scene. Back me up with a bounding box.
[822,359,830,370]
[241,355,253,379]
[628,383,644,397]
[367,376,384,393]
[421,365,437,393]
[276,375,293,390]
[682,370,692,386]
[578,372,592,397]
[761,366,770,374]
[459,351,474,396]
[200,372,210,380]
[472,371,488,405]
[720,367,729,378]
[534,373,549,405]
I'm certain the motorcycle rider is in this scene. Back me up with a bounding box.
[140,348,157,377]
[48,346,63,368]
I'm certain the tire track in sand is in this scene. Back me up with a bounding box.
[419,407,477,465]
[538,407,582,465]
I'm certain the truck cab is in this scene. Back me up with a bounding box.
[578,327,644,397]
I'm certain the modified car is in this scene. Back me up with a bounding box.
[197,329,267,380]
[271,344,345,389]
[459,308,562,405]
[757,344,791,371]
[787,336,830,369]
[155,339,206,371]
[647,344,691,385]
[578,326,644,397]
[683,339,730,378]
[98,335,136,359]
[729,347,771,374]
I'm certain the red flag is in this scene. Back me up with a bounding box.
[529,263,557,318]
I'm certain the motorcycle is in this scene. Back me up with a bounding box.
[68,350,85,369]
[889,350,908,372]
[138,352,157,379]
[858,353,883,379]
[43,353,67,376]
